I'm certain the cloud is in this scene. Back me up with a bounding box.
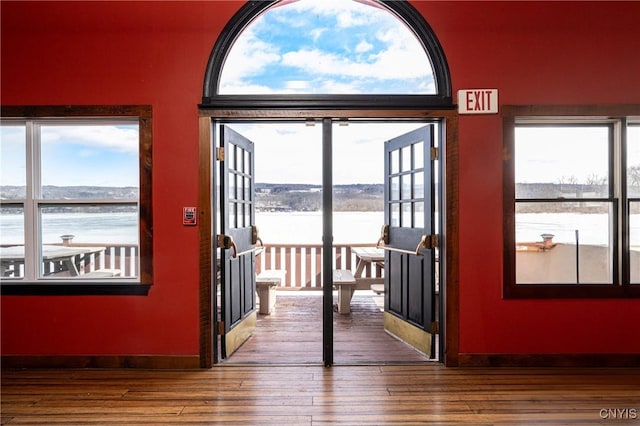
[219,26,281,93]
[355,40,373,53]
[219,0,435,94]
[310,28,327,42]
[41,125,138,154]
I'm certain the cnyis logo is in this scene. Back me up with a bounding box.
[599,408,638,420]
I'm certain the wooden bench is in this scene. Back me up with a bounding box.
[256,270,286,315]
[82,269,121,278]
[370,284,385,295]
[333,269,356,314]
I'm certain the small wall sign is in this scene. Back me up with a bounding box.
[183,207,197,226]
[458,89,498,114]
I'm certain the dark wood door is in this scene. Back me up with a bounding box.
[219,125,258,359]
[382,125,436,357]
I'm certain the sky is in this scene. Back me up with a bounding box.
[219,0,434,95]
[0,124,139,189]
[228,121,430,185]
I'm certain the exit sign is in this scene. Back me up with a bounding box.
[458,89,498,114]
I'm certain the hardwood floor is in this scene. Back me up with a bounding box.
[223,290,429,364]
[2,366,639,424]
[3,292,638,424]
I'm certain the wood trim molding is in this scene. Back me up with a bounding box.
[1,355,200,369]
[0,105,154,294]
[198,116,214,368]
[458,353,640,368]
[444,114,459,367]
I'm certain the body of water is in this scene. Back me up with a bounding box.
[1,211,638,247]
[0,212,138,245]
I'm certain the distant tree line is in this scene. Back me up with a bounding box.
[256,183,383,212]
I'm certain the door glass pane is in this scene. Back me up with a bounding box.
[238,203,245,228]
[515,125,610,199]
[244,176,251,202]
[400,175,411,200]
[515,201,613,284]
[0,124,26,199]
[230,203,237,228]
[413,141,424,169]
[40,124,139,199]
[0,205,25,279]
[413,172,424,199]
[390,203,400,227]
[390,176,400,200]
[391,149,399,174]
[244,150,251,175]
[413,202,424,229]
[228,143,235,170]
[401,146,411,172]
[402,202,412,228]
[237,174,243,200]
[229,172,236,201]
[39,205,138,279]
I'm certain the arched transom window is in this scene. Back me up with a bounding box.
[219,0,436,95]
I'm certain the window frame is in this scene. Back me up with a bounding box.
[503,105,640,299]
[201,0,452,108]
[0,105,152,296]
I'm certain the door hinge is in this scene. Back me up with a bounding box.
[431,321,439,335]
[217,147,225,162]
[430,147,439,161]
[217,321,225,336]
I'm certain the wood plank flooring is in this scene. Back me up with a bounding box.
[2,366,639,424]
[224,290,429,364]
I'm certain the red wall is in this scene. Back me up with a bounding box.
[1,1,639,359]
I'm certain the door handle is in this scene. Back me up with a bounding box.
[218,227,265,259]
[217,234,238,258]
[376,224,436,256]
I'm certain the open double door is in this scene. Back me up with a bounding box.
[214,122,439,364]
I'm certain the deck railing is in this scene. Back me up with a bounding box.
[1,243,138,278]
[255,243,384,288]
[3,242,378,285]
[54,243,139,278]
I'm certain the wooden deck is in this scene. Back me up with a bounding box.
[224,290,429,365]
[2,366,639,424]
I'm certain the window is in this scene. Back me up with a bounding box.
[503,105,640,298]
[202,0,451,105]
[0,106,152,295]
[218,0,435,95]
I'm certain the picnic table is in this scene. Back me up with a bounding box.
[350,246,385,290]
[0,245,107,277]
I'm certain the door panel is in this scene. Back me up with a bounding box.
[219,125,258,359]
[382,125,436,357]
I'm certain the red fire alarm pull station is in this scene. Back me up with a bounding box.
[183,207,197,225]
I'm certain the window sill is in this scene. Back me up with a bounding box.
[0,282,151,296]
[504,284,640,299]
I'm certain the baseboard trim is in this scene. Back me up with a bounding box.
[1,355,201,369]
[458,353,640,368]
